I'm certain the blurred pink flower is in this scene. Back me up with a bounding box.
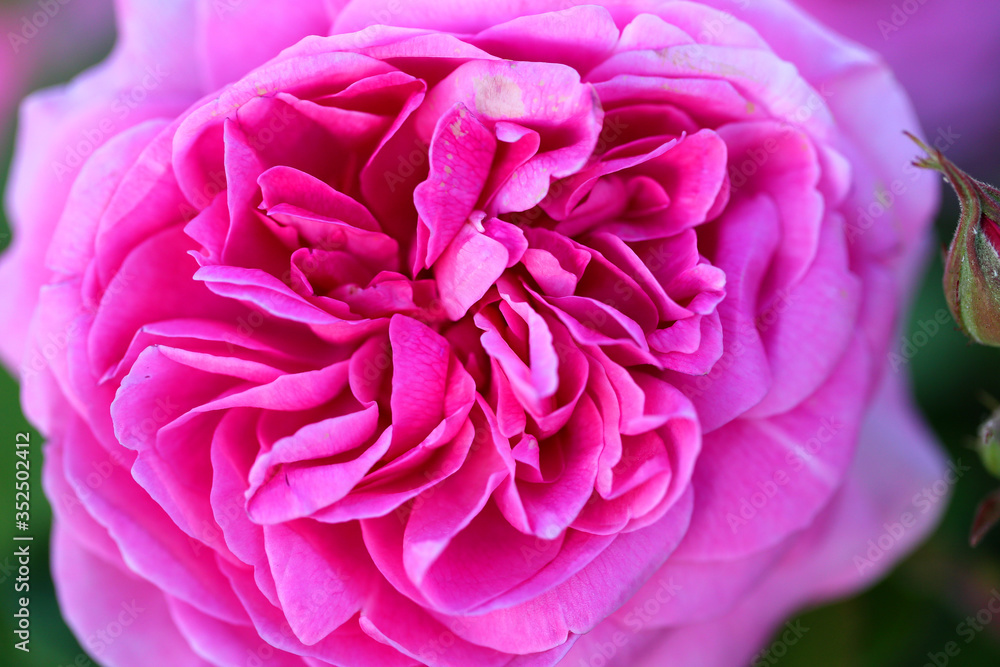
[798,0,1000,175]
[0,0,115,150]
[0,7,36,142]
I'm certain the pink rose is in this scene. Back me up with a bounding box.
[2,1,948,665]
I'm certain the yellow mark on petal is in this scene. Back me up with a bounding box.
[663,47,757,82]
[746,102,756,114]
[474,75,526,119]
[447,107,472,139]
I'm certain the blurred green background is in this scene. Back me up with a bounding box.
[0,4,999,667]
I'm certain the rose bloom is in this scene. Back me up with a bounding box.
[0,1,949,665]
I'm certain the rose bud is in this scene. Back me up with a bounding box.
[970,403,1000,546]
[911,132,1000,346]
[971,488,1000,547]
[978,405,1000,479]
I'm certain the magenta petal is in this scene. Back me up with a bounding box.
[168,598,308,667]
[210,411,280,603]
[264,521,373,644]
[359,584,551,667]
[313,417,476,523]
[484,217,528,267]
[478,292,560,403]
[418,59,603,213]
[667,195,779,430]
[196,0,331,89]
[199,361,350,413]
[194,265,341,325]
[53,525,211,667]
[62,415,246,623]
[88,226,238,377]
[444,488,694,654]
[246,407,385,524]
[471,5,619,73]
[435,223,510,320]
[48,120,167,278]
[259,165,381,232]
[611,539,789,628]
[369,500,565,616]
[389,315,473,449]
[746,217,861,418]
[414,103,497,268]
[44,438,131,572]
[676,335,872,561]
[588,43,836,140]
[0,17,198,367]
[218,558,412,666]
[719,121,824,292]
[568,373,948,666]
[632,129,729,233]
[502,396,604,538]
[402,406,510,585]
